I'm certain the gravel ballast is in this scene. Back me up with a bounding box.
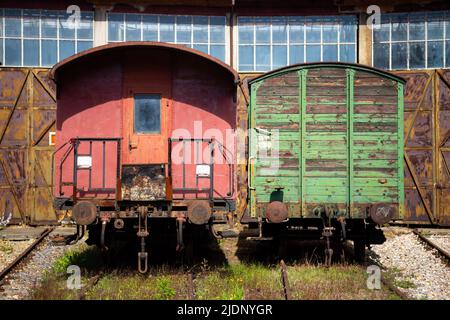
[370,229,450,300]
[0,239,81,300]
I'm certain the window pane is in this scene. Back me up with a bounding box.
[373,43,389,69]
[0,10,2,38]
[60,40,75,60]
[193,44,208,54]
[289,17,304,43]
[272,17,287,44]
[23,10,40,38]
[78,12,93,39]
[373,20,389,42]
[409,42,425,69]
[322,24,338,43]
[5,9,21,37]
[24,40,39,66]
[427,17,444,40]
[160,16,175,42]
[427,41,443,68]
[42,10,58,38]
[391,43,407,69]
[143,15,158,41]
[340,44,355,62]
[255,17,270,44]
[409,13,425,40]
[273,45,287,68]
[108,13,124,41]
[340,17,356,42]
[305,22,321,43]
[59,11,75,39]
[323,44,337,61]
[125,14,141,41]
[193,16,208,43]
[446,20,450,39]
[306,45,321,62]
[134,94,161,133]
[255,45,270,70]
[5,39,21,66]
[176,16,191,43]
[239,17,254,45]
[210,16,225,43]
[239,45,253,70]
[446,40,450,67]
[77,41,92,53]
[391,14,407,41]
[289,45,304,64]
[42,40,57,66]
[210,45,225,61]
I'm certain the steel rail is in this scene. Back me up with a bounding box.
[413,229,450,262]
[0,227,54,282]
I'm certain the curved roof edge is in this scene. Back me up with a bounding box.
[249,62,406,85]
[50,41,240,83]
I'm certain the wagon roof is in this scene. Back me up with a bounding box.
[50,41,239,83]
[248,62,406,85]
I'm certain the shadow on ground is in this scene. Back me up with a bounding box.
[63,224,357,275]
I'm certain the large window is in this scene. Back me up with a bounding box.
[0,8,93,67]
[237,16,357,72]
[107,13,227,62]
[373,11,450,70]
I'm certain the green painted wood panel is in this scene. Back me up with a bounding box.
[248,63,405,219]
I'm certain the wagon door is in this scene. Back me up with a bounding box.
[122,63,172,201]
[437,70,450,226]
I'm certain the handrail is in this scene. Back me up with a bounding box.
[54,137,122,202]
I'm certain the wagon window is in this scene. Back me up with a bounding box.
[134,94,161,134]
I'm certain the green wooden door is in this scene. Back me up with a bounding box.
[249,64,404,220]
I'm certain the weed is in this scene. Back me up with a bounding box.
[0,241,13,254]
[155,277,176,300]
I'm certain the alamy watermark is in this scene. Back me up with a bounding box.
[366,5,381,30]
[67,265,82,290]
[366,265,381,290]
[65,5,81,30]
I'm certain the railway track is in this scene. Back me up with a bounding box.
[0,228,53,284]
[413,229,450,262]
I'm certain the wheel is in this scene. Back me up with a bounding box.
[353,239,366,263]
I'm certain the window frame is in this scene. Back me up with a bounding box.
[371,11,450,70]
[133,93,162,135]
[235,15,358,72]
[0,8,94,67]
[106,13,229,63]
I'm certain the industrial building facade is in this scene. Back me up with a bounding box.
[1,1,448,71]
[0,0,448,226]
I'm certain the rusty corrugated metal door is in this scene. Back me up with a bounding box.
[394,69,449,226]
[0,68,57,225]
[436,70,450,226]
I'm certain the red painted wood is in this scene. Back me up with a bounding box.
[53,44,237,202]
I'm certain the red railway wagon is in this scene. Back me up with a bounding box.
[50,42,239,271]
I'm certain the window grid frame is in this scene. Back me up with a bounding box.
[106,13,227,62]
[0,8,94,67]
[372,11,449,70]
[237,16,357,72]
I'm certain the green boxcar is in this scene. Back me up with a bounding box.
[247,63,405,255]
